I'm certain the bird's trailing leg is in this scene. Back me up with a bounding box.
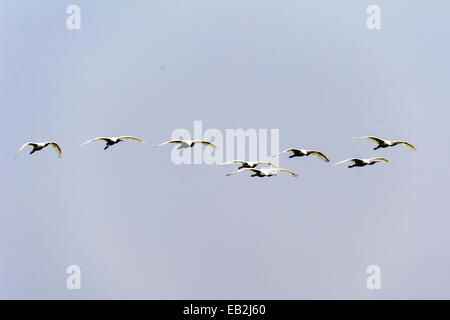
[348,165,355,168]
[104,144,110,150]
[29,149,36,155]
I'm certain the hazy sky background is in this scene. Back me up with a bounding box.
[1,0,449,299]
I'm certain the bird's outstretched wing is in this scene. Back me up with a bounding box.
[218,160,245,165]
[255,161,279,168]
[118,136,146,143]
[48,142,62,158]
[80,137,110,145]
[193,140,218,149]
[226,168,253,176]
[353,136,385,145]
[394,141,416,150]
[272,148,297,157]
[306,151,330,162]
[153,140,183,147]
[369,157,389,163]
[335,158,358,166]
[278,168,298,177]
[15,142,36,157]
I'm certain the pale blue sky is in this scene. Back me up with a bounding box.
[1,0,449,299]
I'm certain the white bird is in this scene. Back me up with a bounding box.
[274,148,329,162]
[154,139,217,150]
[218,160,279,169]
[226,167,297,177]
[16,141,62,158]
[335,157,389,168]
[80,136,145,150]
[353,136,416,150]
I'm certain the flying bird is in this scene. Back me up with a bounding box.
[335,157,389,168]
[353,136,416,150]
[154,139,217,150]
[218,160,279,169]
[16,142,62,158]
[274,148,330,162]
[80,136,145,150]
[226,167,297,177]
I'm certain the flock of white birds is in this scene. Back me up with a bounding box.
[15,136,416,177]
